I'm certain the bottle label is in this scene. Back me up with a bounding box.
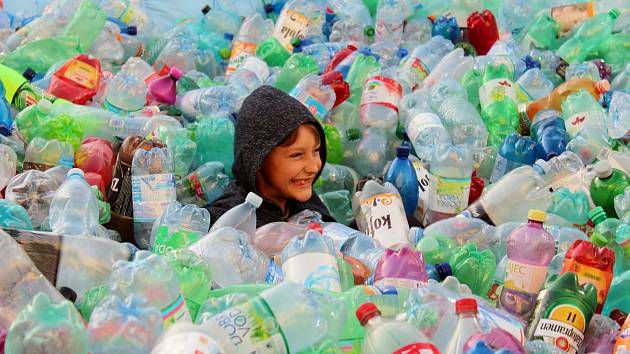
[504,259,548,294]
[131,173,176,222]
[289,86,329,121]
[62,59,99,89]
[187,173,206,201]
[613,319,630,354]
[360,193,410,248]
[360,76,402,112]
[550,3,594,37]
[151,226,201,255]
[282,252,341,292]
[153,332,223,353]
[206,299,289,354]
[162,293,192,329]
[561,258,612,309]
[479,78,517,110]
[411,160,431,221]
[273,8,311,52]
[406,112,444,144]
[392,342,441,354]
[533,303,587,354]
[565,111,601,138]
[226,41,257,76]
[374,277,422,289]
[108,159,134,217]
[428,175,471,215]
[398,57,430,91]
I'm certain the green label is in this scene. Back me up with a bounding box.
[151,226,201,255]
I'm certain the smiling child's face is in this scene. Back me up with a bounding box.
[257,124,322,206]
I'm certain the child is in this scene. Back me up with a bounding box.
[207,85,334,227]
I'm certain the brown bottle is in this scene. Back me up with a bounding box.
[105,136,164,243]
[522,78,610,121]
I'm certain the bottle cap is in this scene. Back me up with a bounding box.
[399,47,408,58]
[245,192,263,208]
[356,302,381,325]
[527,209,546,222]
[224,33,234,41]
[595,80,610,94]
[455,298,478,314]
[290,37,302,48]
[436,263,452,279]
[593,160,613,179]
[364,26,375,37]
[588,206,607,225]
[59,286,77,303]
[534,159,551,174]
[126,26,137,36]
[22,68,36,82]
[219,47,231,60]
[201,5,211,14]
[609,9,620,19]
[396,145,410,157]
[170,66,183,80]
[263,3,274,13]
[67,168,84,178]
[59,155,75,167]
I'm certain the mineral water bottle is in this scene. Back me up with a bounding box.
[131,147,176,250]
[490,134,540,183]
[225,13,274,75]
[290,74,336,122]
[194,116,236,175]
[400,91,451,160]
[353,127,392,177]
[175,85,237,119]
[209,192,263,237]
[4,170,60,229]
[281,224,342,292]
[176,162,231,207]
[606,91,629,139]
[444,298,485,354]
[104,72,147,113]
[561,90,607,139]
[149,203,211,255]
[384,145,418,215]
[359,67,402,129]
[516,68,554,101]
[500,209,555,320]
[108,250,192,329]
[397,35,453,92]
[49,168,100,237]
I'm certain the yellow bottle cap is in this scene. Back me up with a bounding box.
[528,209,547,222]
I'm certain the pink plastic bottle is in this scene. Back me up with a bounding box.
[500,209,555,320]
[148,67,183,105]
[373,245,428,288]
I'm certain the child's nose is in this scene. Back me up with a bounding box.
[304,156,321,174]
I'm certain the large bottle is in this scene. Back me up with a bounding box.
[281,224,342,292]
[397,36,454,93]
[500,209,555,320]
[131,147,176,250]
[400,91,451,160]
[289,74,336,122]
[373,245,428,288]
[444,298,485,354]
[209,192,263,238]
[374,0,406,45]
[384,145,418,216]
[359,67,402,129]
[104,72,147,113]
[49,168,100,237]
[489,133,540,183]
[479,63,519,146]
[590,161,630,218]
[176,162,231,207]
[556,9,619,64]
[357,302,440,354]
[561,90,607,139]
[225,13,274,75]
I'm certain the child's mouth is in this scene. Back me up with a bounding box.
[292,178,313,188]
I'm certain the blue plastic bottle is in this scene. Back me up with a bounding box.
[489,134,540,183]
[384,145,419,216]
[432,16,461,43]
[530,110,569,160]
[0,81,13,136]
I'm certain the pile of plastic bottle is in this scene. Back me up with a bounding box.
[0,0,629,353]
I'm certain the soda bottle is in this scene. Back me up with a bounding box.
[270,0,315,53]
[565,62,601,82]
[49,168,100,237]
[289,74,336,122]
[337,227,386,272]
[467,10,499,55]
[104,72,147,113]
[397,35,454,93]
[5,293,87,354]
[357,302,440,354]
[164,250,213,321]
[281,224,342,292]
[154,125,196,180]
[148,67,183,105]
[150,202,211,255]
[613,315,630,354]
[590,161,630,218]
[256,36,292,67]
[527,272,597,354]
[373,245,428,288]
[325,43,359,76]
[490,134,540,183]
[589,207,621,247]
[424,144,473,225]
[560,90,607,139]
[479,63,519,146]
[274,53,319,93]
[0,63,56,110]
[449,243,497,297]
[355,180,410,248]
[346,48,381,105]
[561,240,614,314]
[48,54,102,104]
[556,9,619,64]
[131,147,176,250]
[530,110,569,160]
[384,145,419,216]
[86,294,163,354]
[443,298,487,354]
[106,136,165,243]
[209,192,263,237]
[226,13,274,75]
[400,91,451,160]
[500,209,555,320]
[176,161,231,207]
[108,250,192,329]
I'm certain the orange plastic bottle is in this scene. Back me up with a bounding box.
[561,239,615,313]
[521,78,609,122]
[613,315,630,354]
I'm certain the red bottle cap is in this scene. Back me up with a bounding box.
[306,222,323,233]
[356,302,381,326]
[455,298,478,314]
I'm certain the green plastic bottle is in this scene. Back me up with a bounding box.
[449,243,497,297]
[460,68,482,110]
[256,36,292,67]
[165,250,213,322]
[0,36,81,73]
[415,234,456,265]
[525,14,560,50]
[324,124,344,164]
[590,161,630,218]
[479,63,519,146]
[274,53,319,93]
[595,33,630,73]
[527,272,597,354]
[556,9,619,64]
[345,51,380,105]
[62,0,107,51]
[0,63,57,110]
[588,206,621,248]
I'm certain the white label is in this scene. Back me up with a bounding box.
[152,332,224,354]
[534,318,584,354]
[428,175,471,214]
[504,259,548,294]
[374,277,422,289]
[360,193,410,248]
[412,161,431,220]
[479,78,517,110]
[162,294,192,329]
[131,173,176,221]
[360,76,402,112]
[273,8,310,52]
[282,252,341,292]
[407,112,444,143]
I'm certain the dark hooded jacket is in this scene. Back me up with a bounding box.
[206,85,335,227]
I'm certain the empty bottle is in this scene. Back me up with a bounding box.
[289,74,336,122]
[0,81,12,136]
[49,168,100,236]
[176,162,231,207]
[374,0,405,45]
[225,13,274,75]
[449,243,497,297]
[131,147,176,250]
[374,245,428,288]
[590,161,630,218]
[164,250,214,321]
[150,202,211,255]
[500,209,555,320]
[561,90,608,139]
[384,145,419,215]
[556,9,619,64]
[490,134,540,183]
[607,90,630,140]
[530,110,569,160]
[479,63,519,146]
[4,170,60,228]
[148,67,183,105]
[516,68,554,101]
[432,16,461,43]
[194,116,235,175]
[445,298,485,354]
[23,137,74,171]
[359,67,402,129]
[352,127,392,177]
[0,144,17,190]
[274,53,319,93]
[209,192,263,238]
[104,72,147,113]
[397,35,454,93]
[400,91,451,160]
[467,10,499,55]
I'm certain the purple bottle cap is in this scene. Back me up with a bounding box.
[169,67,183,80]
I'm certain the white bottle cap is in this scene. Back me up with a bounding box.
[245,192,263,208]
[593,160,613,179]
[67,168,84,178]
[534,159,551,174]
[241,56,270,83]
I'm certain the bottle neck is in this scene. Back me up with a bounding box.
[528,219,544,228]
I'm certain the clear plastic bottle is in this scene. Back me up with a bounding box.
[561,90,608,139]
[209,192,263,238]
[176,162,231,207]
[608,91,630,139]
[397,35,454,93]
[225,13,274,75]
[374,0,405,45]
[104,72,147,113]
[359,67,402,129]
[516,68,554,101]
[49,168,100,236]
[289,74,336,122]
[131,147,176,250]
[352,127,392,177]
[444,298,485,354]
[400,91,451,160]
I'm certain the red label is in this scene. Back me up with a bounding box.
[393,342,441,354]
[188,174,205,200]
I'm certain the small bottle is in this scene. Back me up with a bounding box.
[445,298,485,354]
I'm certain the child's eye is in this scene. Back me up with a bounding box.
[290,153,302,158]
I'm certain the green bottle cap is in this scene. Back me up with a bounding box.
[290,37,302,48]
[346,128,361,141]
[609,9,620,20]
[588,206,607,225]
[219,48,231,60]
[364,26,375,37]
[590,233,608,247]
